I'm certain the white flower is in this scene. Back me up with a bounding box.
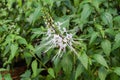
[42,19,80,60]
[46,28,55,39]
[52,34,62,46]
[55,22,62,27]
[66,33,73,40]
[43,27,78,60]
[46,29,52,37]
[63,27,67,33]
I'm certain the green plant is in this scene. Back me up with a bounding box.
[0,0,120,80]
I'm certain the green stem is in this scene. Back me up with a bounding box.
[42,8,62,35]
[30,51,48,70]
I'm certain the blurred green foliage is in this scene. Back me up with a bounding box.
[0,0,120,80]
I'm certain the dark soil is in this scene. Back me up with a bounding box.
[0,59,27,80]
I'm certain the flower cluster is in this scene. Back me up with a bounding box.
[41,21,79,60]
[41,9,79,60]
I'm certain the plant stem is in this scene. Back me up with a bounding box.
[30,52,48,70]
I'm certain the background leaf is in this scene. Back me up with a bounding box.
[79,52,88,69]
[112,33,120,50]
[93,54,108,68]
[61,55,73,75]
[31,60,38,78]
[4,74,12,80]
[101,39,111,56]
[16,36,28,45]
[0,0,120,80]
[98,67,108,80]
[91,0,102,11]
[0,74,2,80]
[114,67,120,76]
[80,4,92,21]
[7,43,18,62]
[28,6,42,24]
[48,68,55,78]
[89,32,98,45]
[75,64,84,80]
[101,12,113,27]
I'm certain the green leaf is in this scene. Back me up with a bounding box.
[89,32,98,45]
[101,12,113,27]
[17,0,22,7]
[79,3,92,30]
[48,68,55,78]
[115,33,120,42]
[7,0,15,9]
[114,67,120,76]
[11,43,18,56]
[28,6,42,24]
[98,67,107,80]
[31,60,38,78]
[27,44,35,51]
[4,74,12,80]
[80,4,92,21]
[95,24,105,38]
[91,0,102,11]
[112,33,120,50]
[21,70,31,78]
[55,16,70,29]
[8,43,18,61]
[24,52,32,58]
[3,44,10,57]
[101,39,111,56]
[93,54,108,68]
[43,0,54,7]
[31,28,44,35]
[53,58,61,74]
[113,16,120,27]
[61,55,72,75]
[0,74,2,80]
[46,75,53,80]
[60,19,70,29]
[0,68,7,71]
[105,28,115,36]
[74,0,80,7]
[3,34,15,45]
[15,36,27,45]
[110,73,119,80]
[75,64,84,80]
[79,52,88,69]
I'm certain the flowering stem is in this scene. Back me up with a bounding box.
[42,8,62,35]
[30,51,48,70]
